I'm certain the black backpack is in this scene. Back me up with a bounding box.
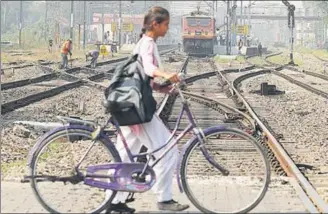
[103,54,157,126]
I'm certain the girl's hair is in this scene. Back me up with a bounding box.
[139,6,170,39]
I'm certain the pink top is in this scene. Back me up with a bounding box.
[133,34,159,77]
[129,34,160,135]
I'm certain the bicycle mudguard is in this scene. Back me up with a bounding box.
[175,126,226,193]
[26,125,112,166]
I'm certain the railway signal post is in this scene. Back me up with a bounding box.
[282,0,296,65]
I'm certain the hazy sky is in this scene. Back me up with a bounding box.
[238,1,304,8]
[266,1,303,7]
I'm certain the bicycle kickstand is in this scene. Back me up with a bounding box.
[126,192,135,203]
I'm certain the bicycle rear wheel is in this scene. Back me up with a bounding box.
[29,127,121,213]
[180,127,270,213]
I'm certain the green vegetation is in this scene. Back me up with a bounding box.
[248,56,265,66]
[1,160,26,175]
[266,54,288,65]
[236,56,246,63]
[294,46,313,54]
[268,54,304,66]
[214,55,245,63]
[312,50,328,60]
[294,57,304,66]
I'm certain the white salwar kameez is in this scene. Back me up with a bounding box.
[106,35,178,203]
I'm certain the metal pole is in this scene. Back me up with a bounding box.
[232,0,237,47]
[248,1,251,40]
[19,0,23,48]
[244,6,247,44]
[3,2,6,32]
[226,1,231,55]
[70,0,74,40]
[45,1,48,41]
[290,19,294,64]
[119,0,122,48]
[83,0,86,50]
[301,17,304,46]
[102,1,104,44]
[240,0,243,25]
[78,24,81,50]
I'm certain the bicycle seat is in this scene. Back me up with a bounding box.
[56,116,97,127]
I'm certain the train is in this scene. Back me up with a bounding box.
[181,8,217,55]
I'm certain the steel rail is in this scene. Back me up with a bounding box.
[2,46,177,115]
[241,52,328,213]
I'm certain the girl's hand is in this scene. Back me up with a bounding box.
[151,82,176,94]
[164,72,180,83]
[158,85,175,94]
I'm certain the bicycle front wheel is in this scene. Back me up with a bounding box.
[29,127,121,213]
[180,127,270,213]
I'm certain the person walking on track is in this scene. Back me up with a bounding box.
[105,6,190,214]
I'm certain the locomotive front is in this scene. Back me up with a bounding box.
[182,13,216,56]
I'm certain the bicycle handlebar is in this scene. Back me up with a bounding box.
[159,73,186,89]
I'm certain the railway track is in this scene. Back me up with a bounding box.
[1,46,177,115]
[2,46,328,212]
[155,49,328,212]
[230,52,328,212]
[151,55,322,212]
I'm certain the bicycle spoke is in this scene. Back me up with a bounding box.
[29,129,120,213]
[181,128,270,213]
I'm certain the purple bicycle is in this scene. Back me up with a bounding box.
[25,75,270,213]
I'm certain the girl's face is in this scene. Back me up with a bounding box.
[153,18,170,37]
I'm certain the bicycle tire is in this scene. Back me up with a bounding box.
[29,127,122,214]
[180,127,270,213]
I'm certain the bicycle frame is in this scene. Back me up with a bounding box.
[107,83,229,192]
[108,82,202,166]
[25,80,229,193]
[111,90,199,168]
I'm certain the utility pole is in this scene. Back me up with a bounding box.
[119,0,122,48]
[102,1,104,44]
[45,1,48,41]
[243,5,247,44]
[83,1,86,50]
[248,0,251,40]
[231,0,237,47]
[226,1,231,55]
[240,0,243,25]
[282,0,295,65]
[19,0,23,48]
[70,0,74,40]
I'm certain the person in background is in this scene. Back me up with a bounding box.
[86,49,100,68]
[104,32,108,43]
[48,39,53,53]
[106,31,110,43]
[60,39,72,69]
[238,39,244,54]
[258,42,263,57]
